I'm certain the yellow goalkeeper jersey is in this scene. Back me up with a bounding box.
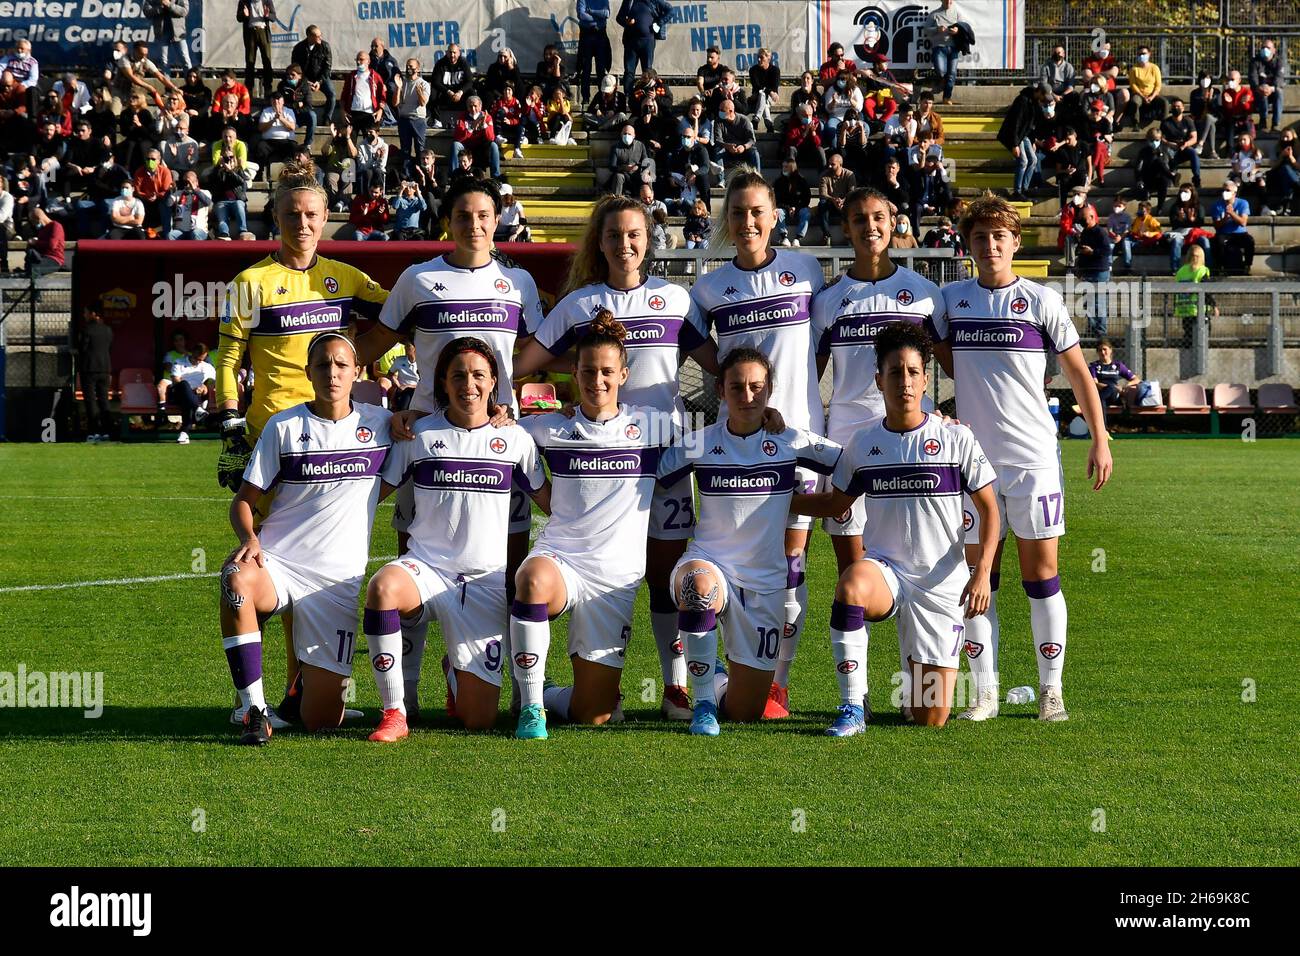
[216,255,389,436]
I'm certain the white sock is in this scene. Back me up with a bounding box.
[1026,577,1067,687]
[829,600,867,706]
[363,608,405,714]
[402,616,428,705]
[680,608,718,706]
[509,601,551,708]
[964,573,1001,697]
[542,684,573,720]
[774,577,807,687]
[651,609,688,689]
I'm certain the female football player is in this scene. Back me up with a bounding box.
[660,348,842,736]
[215,158,389,723]
[513,194,721,721]
[689,168,827,719]
[362,337,550,742]
[509,312,683,739]
[219,332,391,745]
[933,193,1113,722]
[792,322,999,732]
[355,176,544,719]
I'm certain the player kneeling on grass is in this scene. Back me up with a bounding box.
[363,338,550,743]
[220,333,392,746]
[663,348,842,736]
[791,322,998,732]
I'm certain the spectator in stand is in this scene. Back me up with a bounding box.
[633,96,672,171]
[290,25,335,126]
[0,69,32,154]
[586,73,629,131]
[1211,179,1254,275]
[664,124,712,213]
[484,48,523,104]
[890,213,918,249]
[639,180,667,217]
[348,181,390,240]
[117,89,162,174]
[817,42,856,88]
[342,51,386,133]
[522,83,549,146]
[211,91,255,145]
[1082,96,1114,185]
[1229,132,1266,212]
[9,156,45,235]
[1168,183,1211,272]
[913,91,945,143]
[789,70,822,120]
[212,121,252,173]
[1160,98,1201,189]
[649,204,672,250]
[1264,128,1299,216]
[616,0,673,98]
[576,1,613,105]
[747,47,780,134]
[37,88,72,139]
[33,118,67,195]
[411,147,442,231]
[999,80,1053,201]
[1041,44,1076,97]
[879,155,910,213]
[1088,340,1138,406]
[1174,243,1214,339]
[494,182,529,242]
[608,123,655,197]
[1046,126,1090,206]
[714,97,759,175]
[678,97,715,166]
[1248,38,1287,132]
[277,64,316,148]
[544,86,575,145]
[431,43,475,125]
[924,0,962,105]
[165,169,211,239]
[179,67,210,120]
[1189,70,1222,160]
[252,90,298,181]
[535,44,570,101]
[154,90,187,142]
[132,147,174,234]
[107,180,146,239]
[165,341,215,443]
[25,205,64,274]
[784,101,827,172]
[211,71,252,116]
[62,121,108,197]
[205,139,251,239]
[706,68,741,120]
[75,155,128,238]
[1120,45,1166,130]
[0,38,39,115]
[369,37,401,113]
[817,152,856,242]
[447,148,483,186]
[1135,125,1175,209]
[836,108,869,181]
[322,117,358,210]
[1106,194,1134,273]
[450,96,500,179]
[922,199,967,255]
[823,71,864,139]
[1220,69,1255,142]
[1127,199,1164,267]
[53,71,92,123]
[237,0,276,99]
[629,68,672,114]
[773,156,811,246]
[696,46,726,99]
[1074,202,1113,335]
[394,57,431,173]
[492,81,526,155]
[913,150,951,224]
[144,0,191,72]
[110,42,176,110]
[80,307,114,441]
[385,342,420,410]
[1082,36,1128,118]
[86,86,116,150]
[683,196,711,248]
[355,124,388,195]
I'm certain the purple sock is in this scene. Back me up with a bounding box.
[678,608,717,633]
[224,641,261,690]
[510,600,549,622]
[830,600,865,632]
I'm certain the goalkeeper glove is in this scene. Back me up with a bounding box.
[216,410,252,492]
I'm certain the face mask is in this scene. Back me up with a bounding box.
[1100,48,1111,58]
[112,49,125,62]
[1227,79,1238,90]
[1262,48,1273,60]
[682,136,694,147]
[1044,106,1055,117]
[1072,194,1084,206]
[1137,53,1150,64]
[1179,190,1191,202]
[836,79,846,89]
[621,133,633,145]
[1089,83,1100,93]
[1222,190,1233,202]
[468,110,480,121]
[287,77,299,86]
[896,221,908,234]
[801,115,811,125]
[146,159,158,170]
[1114,204,1126,214]
[356,64,367,74]
[120,188,132,198]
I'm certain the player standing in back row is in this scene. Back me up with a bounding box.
[929,193,1113,722]
[689,168,827,720]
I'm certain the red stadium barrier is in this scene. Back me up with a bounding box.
[71,241,577,374]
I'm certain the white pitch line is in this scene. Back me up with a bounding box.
[0,555,400,595]
[0,494,231,502]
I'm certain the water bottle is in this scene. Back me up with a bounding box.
[1005,686,1036,705]
[1047,397,1060,433]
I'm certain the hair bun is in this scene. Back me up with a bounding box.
[589,307,627,341]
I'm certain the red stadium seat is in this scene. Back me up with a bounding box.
[519,382,561,414]
[1168,383,1211,415]
[117,368,159,415]
[1123,384,1165,416]
[351,379,387,407]
[1255,383,1298,415]
[1212,383,1253,414]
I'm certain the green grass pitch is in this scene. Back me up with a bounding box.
[0,438,1295,866]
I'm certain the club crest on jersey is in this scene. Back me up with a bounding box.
[514,652,539,669]
[372,652,395,672]
[923,438,942,456]
[962,509,974,531]
[687,661,711,677]
[324,277,339,294]
[400,560,421,575]
[494,278,511,294]
[489,437,507,454]
[761,439,778,456]
[837,660,858,673]
[1039,642,1063,660]
[1010,296,1029,315]
[648,294,666,310]
[624,423,642,440]
[896,288,913,305]
[778,271,796,287]
[963,640,984,659]
[355,426,373,443]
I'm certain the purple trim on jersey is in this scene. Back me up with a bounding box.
[544,446,661,478]
[731,250,778,273]
[695,461,796,496]
[678,608,717,632]
[964,473,996,494]
[411,457,513,493]
[349,295,383,320]
[709,292,811,338]
[511,462,541,493]
[404,299,524,336]
[845,464,963,498]
[277,447,388,483]
[922,315,942,342]
[795,450,839,475]
[364,607,401,635]
[830,600,865,631]
[1022,575,1062,599]
[549,316,688,355]
[977,276,1022,292]
[251,299,348,336]
[511,600,549,622]
[826,312,924,353]
[658,459,694,488]
[883,414,930,435]
[948,318,1048,352]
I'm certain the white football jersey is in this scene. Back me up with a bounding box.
[660,422,842,593]
[811,266,943,436]
[380,411,545,576]
[379,254,544,414]
[533,278,709,420]
[832,413,995,593]
[933,276,1080,471]
[690,250,826,432]
[521,404,669,588]
[243,402,391,580]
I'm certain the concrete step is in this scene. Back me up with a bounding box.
[507,170,595,189]
[520,199,598,219]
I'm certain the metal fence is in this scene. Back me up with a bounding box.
[1025,0,1296,28]
[1024,33,1295,84]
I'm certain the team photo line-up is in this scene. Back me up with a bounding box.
[214,156,1114,746]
